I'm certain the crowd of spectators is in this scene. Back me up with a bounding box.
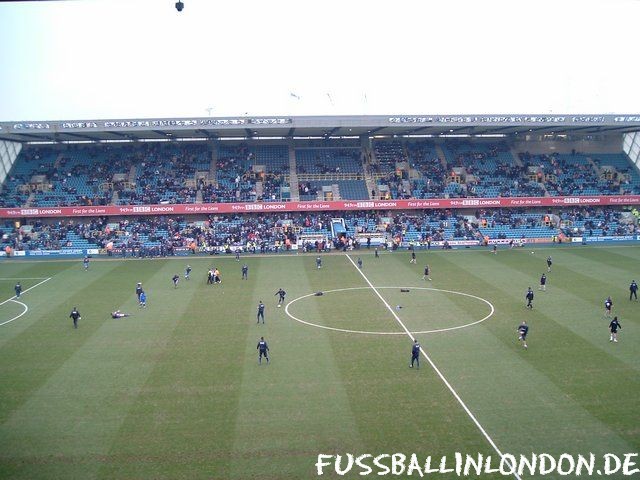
[2,207,636,254]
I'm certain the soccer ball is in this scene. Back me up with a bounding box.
[531,251,535,254]
[277,304,281,308]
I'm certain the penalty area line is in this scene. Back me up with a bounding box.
[0,277,52,327]
[344,254,522,480]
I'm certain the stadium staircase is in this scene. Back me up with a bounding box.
[53,152,64,169]
[209,148,218,186]
[434,145,448,170]
[363,147,378,199]
[111,191,119,205]
[362,148,380,200]
[127,165,137,184]
[288,144,300,201]
[25,191,36,207]
[586,156,602,177]
[509,147,524,167]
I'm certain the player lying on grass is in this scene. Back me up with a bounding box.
[111,310,132,318]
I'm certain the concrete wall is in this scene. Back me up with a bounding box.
[513,136,623,154]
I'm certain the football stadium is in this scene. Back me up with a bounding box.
[1,1,639,479]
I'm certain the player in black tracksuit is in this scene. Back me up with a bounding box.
[275,289,286,306]
[422,265,431,281]
[630,280,638,301]
[539,273,547,291]
[526,288,534,309]
[409,339,421,369]
[257,336,269,364]
[69,307,81,329]
[604,296,613,317]
[517,321,529,349]
[609,316,621,342]
[256,301,265,324]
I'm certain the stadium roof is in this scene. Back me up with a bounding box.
[1,114,639,144]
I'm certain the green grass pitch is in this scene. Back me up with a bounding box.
[0,245,638,479]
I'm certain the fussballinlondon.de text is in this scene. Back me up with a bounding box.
[315,453,639,477]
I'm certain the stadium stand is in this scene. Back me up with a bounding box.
[295,148,362,174]
[372,140,405,173]
[4,142,640,208]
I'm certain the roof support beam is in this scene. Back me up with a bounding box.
[367,127,385,136]
[324,127,341,137]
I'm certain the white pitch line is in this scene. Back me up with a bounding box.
[345,254,522,480]
[0,299,29,327]
[0,277,52,325]
[0,277,50,280]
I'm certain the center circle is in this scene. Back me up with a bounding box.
[284,286,495,336]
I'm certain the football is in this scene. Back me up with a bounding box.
[277,304,281,308]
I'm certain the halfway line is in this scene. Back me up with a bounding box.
[344,254,522,480]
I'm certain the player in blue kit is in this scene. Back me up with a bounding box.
[83,256,90,271]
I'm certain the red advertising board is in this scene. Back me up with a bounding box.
[1,195,639,218]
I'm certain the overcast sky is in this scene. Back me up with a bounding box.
[0,0,638,121]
